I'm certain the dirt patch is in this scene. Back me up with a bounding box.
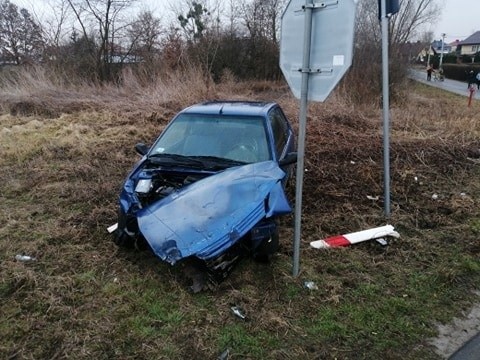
[8,100,61,118]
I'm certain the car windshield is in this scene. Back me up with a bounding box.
[149,114,271,164]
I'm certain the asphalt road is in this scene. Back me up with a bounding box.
[449,332,480,360]
[408,68,480,101]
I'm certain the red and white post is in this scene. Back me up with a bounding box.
[468,85,476,107]
[310,225,400,249]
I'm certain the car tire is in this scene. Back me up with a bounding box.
[253,230,279,263]
[113,229,135,248]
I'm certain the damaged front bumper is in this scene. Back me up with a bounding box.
[115,161,291,265]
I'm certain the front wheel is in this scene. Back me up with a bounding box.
[113,229,149,250]
[253,230,279,263]
[113,229,135,248]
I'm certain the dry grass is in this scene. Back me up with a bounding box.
[0,66,291,118]
[1,68,480,359]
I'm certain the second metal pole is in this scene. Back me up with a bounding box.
[381,0,391,218]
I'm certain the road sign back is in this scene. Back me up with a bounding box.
[280,0,357,102]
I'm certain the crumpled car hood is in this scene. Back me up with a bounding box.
[136,161,291,264]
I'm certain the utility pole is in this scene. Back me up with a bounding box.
[427,46,431,66]
[439,33,446,69]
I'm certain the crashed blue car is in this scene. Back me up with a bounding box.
[113,101,296,288]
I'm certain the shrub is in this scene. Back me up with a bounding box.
[442,64,480,82]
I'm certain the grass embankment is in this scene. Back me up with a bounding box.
[0,69,479,359]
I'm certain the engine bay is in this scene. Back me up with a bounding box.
[133,168,211,207]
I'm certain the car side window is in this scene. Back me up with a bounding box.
[269,108,288,158]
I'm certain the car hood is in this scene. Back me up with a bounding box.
[136,161,291,264]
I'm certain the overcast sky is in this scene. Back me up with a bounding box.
[12,0,480,44]
[143,0,480,43]
[431,0,479,43]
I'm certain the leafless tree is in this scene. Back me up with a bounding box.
[125,9,164,77]
[236,0,286,79]
[356,0,441,48]
[240,0,285,43]
[225,0,242,37]
[346,0,441,103]
[389,0,441,45]
[66,0,136,80]
[0,0,44,64]
[41,0,71,47]
[128,10,163,56]
[161,25,184,70]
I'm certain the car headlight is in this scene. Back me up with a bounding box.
[135,179,152,194]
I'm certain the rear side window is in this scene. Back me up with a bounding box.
[269,107,289,158]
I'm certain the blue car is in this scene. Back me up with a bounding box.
[114,101,296,288]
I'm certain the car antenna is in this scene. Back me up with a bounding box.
[219,104,224,114]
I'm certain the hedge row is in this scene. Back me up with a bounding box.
[442,64,480,81]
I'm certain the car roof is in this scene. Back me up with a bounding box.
[180,101,278,117]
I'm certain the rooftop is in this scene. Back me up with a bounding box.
[459,31,480,45]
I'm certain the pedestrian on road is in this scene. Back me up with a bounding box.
[467,70,476,89]
[438,68,444,81]
[427,65,433,81]
[476,72,480,90]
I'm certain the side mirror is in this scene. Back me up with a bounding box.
[279,152,297,166]
[135,143,149,156]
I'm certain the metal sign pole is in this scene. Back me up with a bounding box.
[293,0,313,277]
[281,0,357,276]
[380,0,391,218]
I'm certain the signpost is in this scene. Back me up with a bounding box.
[280,0,357,276]
[379,0,399,218]
[280,0,357,102]
[380,0,391,218]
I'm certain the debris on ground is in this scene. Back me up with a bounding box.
[310,225,400,249]
[230,306,246,320]
[14,254,36,262]
[304,281,319,290]
[218,349,230,360]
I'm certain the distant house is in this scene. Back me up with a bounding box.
[416,39,450,64]
[448,39,461,53]
[417,38,452,62]
[109,53,143,64]
[457,31,480,55]
[431,39,452,54]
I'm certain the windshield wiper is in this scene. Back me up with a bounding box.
[147,153,205,168]
[147,153,246,170]
[189,156,246,169]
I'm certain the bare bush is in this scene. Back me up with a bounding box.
[0,64,221,115]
